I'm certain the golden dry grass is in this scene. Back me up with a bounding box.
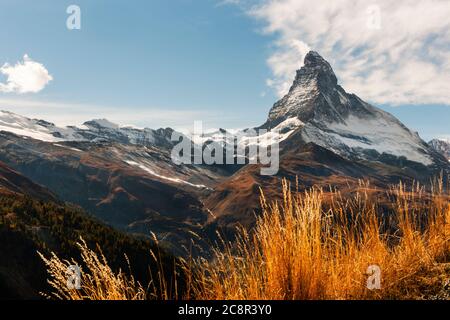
[38,238,146,300]
[40,179,450,300]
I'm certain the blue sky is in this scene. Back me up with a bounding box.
[0,0,448,141]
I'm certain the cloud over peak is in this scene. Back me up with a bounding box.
[233,0,450,105]
[0,54,53,94]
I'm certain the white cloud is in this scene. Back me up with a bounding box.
[0,55,53,94]
[265,39,310,97]
[233,0,450,105]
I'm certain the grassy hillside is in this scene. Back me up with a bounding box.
[40,179,449,300]
[190,180,449,299]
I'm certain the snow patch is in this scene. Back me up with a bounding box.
[125,160,210,189]
[0,110,85,142]
[304,115,433,165]
[190,117,303,148]
[241,117,303,147]
[53,143,83,152]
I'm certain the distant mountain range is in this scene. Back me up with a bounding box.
[0,51,448,255]
[0,110,179,149]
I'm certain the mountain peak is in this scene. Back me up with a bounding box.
[304,51,330,67]
[264,51,340,127]
[292,51,338,90]
[83,118,119,130]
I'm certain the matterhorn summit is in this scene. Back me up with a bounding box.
[263,51,445,167]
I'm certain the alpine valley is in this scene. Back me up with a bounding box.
[0,52,448,298]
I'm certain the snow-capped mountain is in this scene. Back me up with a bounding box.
[429,138,450,161]
[205,52,449,231]
[261,51,440,167]
[193,117,302,152]
[196,52,446,168]
[0,110,82,142]
[80,119,178,149]
[0,110,178,149]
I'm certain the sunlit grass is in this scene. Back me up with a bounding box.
[38,238,146,300]
[40,178,450,300]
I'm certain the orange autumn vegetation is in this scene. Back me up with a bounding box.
[40,178,450,300]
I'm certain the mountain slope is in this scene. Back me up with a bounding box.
[0,194,175,299]
[0,131,226,255]
[0,161,56,201]
[429,139,450,161]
